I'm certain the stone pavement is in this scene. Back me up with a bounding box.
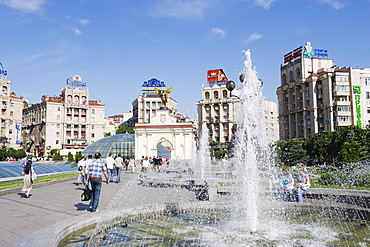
[0,170,197,247]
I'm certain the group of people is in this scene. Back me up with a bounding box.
[279,164,311,203]
[139,156,170,173]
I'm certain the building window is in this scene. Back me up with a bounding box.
[57,124,60,128]
[366,92,370,99]
[10,102,14,107]
[56,132,60,137]
[340,97,348,101]
[337,116,350,122]
[335,75,348,82]
[152,102,156,107]
[56,115,60,120]
[146,102,150,108]
[91,133,95,138]
[10,111,13,116]
[9,129,12,134]
[335,85,349,91]
[337,106,350,111]
[92,117,95,122]
[56,140,59,144]
[92,109,95,114]
[365,78,370,86]
[57,107,61,111]
[205,91,210,100]
[9,120,13,125]
[92,125,95,130]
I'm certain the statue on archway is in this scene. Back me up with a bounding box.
[154,86,173,109]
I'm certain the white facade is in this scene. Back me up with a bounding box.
[134,109,194,161]
[104,112,133,135]
[22,76,105,157]
[276,42,370,140]
[0,78,24,149]
[196,83,278,148]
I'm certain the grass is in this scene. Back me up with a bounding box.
[0,172,78,190]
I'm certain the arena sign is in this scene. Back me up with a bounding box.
[283,42,329,63]
[141,78,166,93]
[66,75,87,90]
[0,62,8,78]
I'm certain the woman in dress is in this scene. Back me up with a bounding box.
[22,160,33,198]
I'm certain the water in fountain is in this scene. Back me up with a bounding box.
[197,121,211,180]
[230,49,274,233]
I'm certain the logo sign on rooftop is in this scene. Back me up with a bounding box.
[283,42,329,63]
[0,62,8,79]
[142,78,166,93]
[207,69,228,85]
[66,75,87,90]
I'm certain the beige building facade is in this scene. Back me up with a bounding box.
[276,42,370,140]
[0,76,25,149]
[196,83,278,149]
[22,75,105,157]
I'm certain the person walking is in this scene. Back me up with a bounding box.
[22,160,34,198]
[129,157,135,173]
[114,153,124,183]
[85,153,109,212]
[105,153,115,182]
[76,156,86,186]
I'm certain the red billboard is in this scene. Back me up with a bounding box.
[207,69,228,84]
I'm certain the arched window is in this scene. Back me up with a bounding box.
[222,90,228,98]
[2,86,7,96]
[81,96,87,105]
[214,91,219,99]
[282,74,287,85]
[74,95,80,104]
[288,71,294,82]
[205,91,210,100]
[295,68,301,80]
[66,95,72,104]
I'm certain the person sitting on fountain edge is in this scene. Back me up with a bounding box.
[295,166,310,203]
[279,167,294,202]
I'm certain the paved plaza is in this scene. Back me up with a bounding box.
[0,171,196,247]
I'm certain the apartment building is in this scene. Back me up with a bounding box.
[276,42,370,140]
[22,75,105,157]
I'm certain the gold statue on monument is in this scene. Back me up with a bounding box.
[154,86,173,109]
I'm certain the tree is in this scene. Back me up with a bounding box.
[339,141,360,163]
[75,151,83,162]
[304,131,335,163]
[67,152,74,162]
[275,138,308,166]
[53,150,64,161]
[116,125,135,134]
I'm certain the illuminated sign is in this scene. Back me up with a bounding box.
[207,69,228,85]
[0,62,8,78]
[66,75,87,90]
[142,78,166,93]
[353,85,362,128]
[15,124,21,144]
[283,42,329,63]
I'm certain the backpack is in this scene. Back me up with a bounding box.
[78,166,83,171]
[81,186,91,201]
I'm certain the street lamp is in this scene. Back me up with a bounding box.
[226,80,237,98]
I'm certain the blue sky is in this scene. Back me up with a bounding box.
[1,0,370,119]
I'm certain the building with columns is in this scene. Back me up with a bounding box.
[0,63,25,149]
[196,69,278,149]
[21,75,105,157]
[276,42,370,140]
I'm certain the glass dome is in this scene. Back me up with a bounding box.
[82,134,135,159]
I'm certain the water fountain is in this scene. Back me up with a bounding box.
[18,50,370,246]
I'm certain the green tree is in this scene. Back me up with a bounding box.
[304,131,335,163]
[275,138,308,166]
[75,151,83,162]
[338,141,360,163]
[14,149,27,160]
[116,125,135,134]
[67,152,74,162]
[53,150,64,161]
[105,132,111,137]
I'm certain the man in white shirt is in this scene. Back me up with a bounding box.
[105,153,115,182]
[114,153,124,183]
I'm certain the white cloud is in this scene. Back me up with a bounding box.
[0,0,46,13]
[317,0,345,10]
[151,0,214,19]
[255,0,275,9]
[209,28,227,40]
[79,19,90,25]
[245,33,263,43]
[73,28,82,36]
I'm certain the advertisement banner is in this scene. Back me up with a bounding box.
[207,69,228,85]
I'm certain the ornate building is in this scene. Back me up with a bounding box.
[21,75,105,157]
[0,62,25,149]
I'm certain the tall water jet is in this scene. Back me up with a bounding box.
[198,121,211,180]
[232,49,272,233]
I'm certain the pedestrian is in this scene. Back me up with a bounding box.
[105,153,115,182]
[85,153,109,212]
[114,153,124,183]
[129,157,135,173]
[22,160,34,198]
[141,156,149,173]
[77,156,86,186]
